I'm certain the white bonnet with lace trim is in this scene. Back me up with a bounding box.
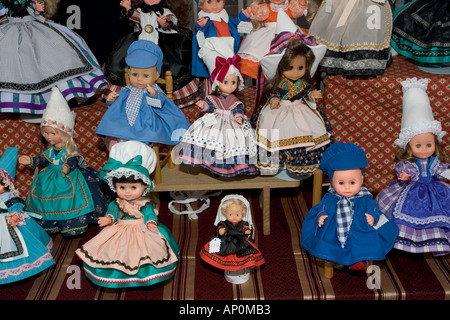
[394,77,446,149]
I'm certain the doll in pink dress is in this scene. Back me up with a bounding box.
[376,78,450,256]
[238,0,311,79]
[76,140,179,288]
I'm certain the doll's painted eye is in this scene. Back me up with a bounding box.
[427,144,432,148]
[350,181,356,185]
[144,74,150,78]
[415,144,421,148]
[131,73,138,77]
[338,181,344,185]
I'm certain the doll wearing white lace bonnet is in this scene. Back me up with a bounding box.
[394,77,447,150]
[101,140,157,196]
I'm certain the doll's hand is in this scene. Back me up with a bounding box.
[147,85,156,96]
[147,222,159,234]
[197,17,208,27]
[7,213,19,228]
[61,164,69,175]
[119,0,132,11]
[18,155,31,166]
[195,100,207,111]
[107,91,119,103]
[318,215,328,227]
[218,227,226,236]
[35,0,45,13]
[234,117,243,125]
[312,89,322,100]
[250,2,269,21]
[270,98,280,109]
[157,15,170,28]
[365,213,374,227]
[398,171,411,181]
[98,216,113,227]
[242,7,252,18]
[289,0,307,19]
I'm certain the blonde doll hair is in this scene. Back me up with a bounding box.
[395,134,450,164]
[220,197,247,218]
[41,126,79,155]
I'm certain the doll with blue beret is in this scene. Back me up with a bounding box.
[96,40,190,150]
[301,142,399,272]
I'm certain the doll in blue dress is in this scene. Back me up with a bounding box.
[76,140,179,288]
[18,87,109,237]
[0,147,55,285]
[376,78,450,256]
[96,40,190,151]
[301,142,399,272]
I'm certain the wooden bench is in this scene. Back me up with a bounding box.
[152,164,302,235]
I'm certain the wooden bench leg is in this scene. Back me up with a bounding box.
[324,261,334,279]
[260,186,270,235]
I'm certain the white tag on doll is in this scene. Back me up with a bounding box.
[147,96,162,108]
[209,237,221,253]
[440,169,450,180]
[202,113,217,127]
[373,214,389,230]
[237,21,253,34]
[325,0,332,13]
[196,31,206,47]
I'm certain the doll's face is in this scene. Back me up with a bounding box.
[282,54,306,81]
[41,126,65,148]
[409,132,436,159]
[115,182,147,201]
[201,0,224,14]
[218,73,238,95]
[0,182,5,195]
[332,169,363,198]
[129,66,159,90]
[224,202,244,224]
[143,0,161,5]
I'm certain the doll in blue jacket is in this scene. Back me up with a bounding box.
[96,40,190,150]
[301,142,399,271]
[192,0,251,78]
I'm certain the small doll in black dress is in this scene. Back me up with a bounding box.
[199,194,265,284]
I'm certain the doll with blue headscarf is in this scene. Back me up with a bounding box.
[96,40,190,150]
[301,142,399,272]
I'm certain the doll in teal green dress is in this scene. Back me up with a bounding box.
[0,146,55,285]
[18,87,109,237]
[76,140,179,288]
